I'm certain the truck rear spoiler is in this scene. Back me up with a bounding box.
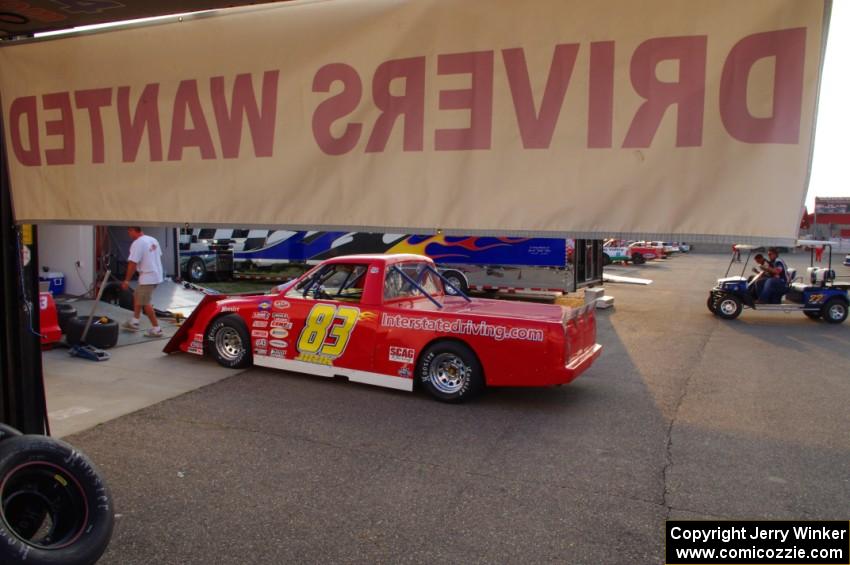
[162,294,229,354]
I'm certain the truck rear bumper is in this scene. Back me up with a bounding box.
[558,343,602,384]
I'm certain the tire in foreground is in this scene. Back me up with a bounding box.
[0,435,114,565]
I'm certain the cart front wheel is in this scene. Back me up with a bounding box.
[716,295,742,320]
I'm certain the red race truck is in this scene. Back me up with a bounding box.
[165,254,601,402]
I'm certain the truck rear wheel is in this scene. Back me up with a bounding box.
[418,341,483,403]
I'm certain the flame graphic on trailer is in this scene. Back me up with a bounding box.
[235,232,568,268]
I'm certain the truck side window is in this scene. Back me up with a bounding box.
[384,263,441,300]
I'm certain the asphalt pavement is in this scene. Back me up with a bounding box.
[66,253,850,564]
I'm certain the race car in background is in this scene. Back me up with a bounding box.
[165,254,602,402]
[630,241,667,258]
[602,240,659,265]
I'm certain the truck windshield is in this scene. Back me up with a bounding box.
[289,263,367,302]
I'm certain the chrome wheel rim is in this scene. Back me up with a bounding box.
[428,353,470,394]
[445,277,462,295]
[828,304,845,321]
[190,261,204,281]
[215,327,244,361]
[719,299,737,316]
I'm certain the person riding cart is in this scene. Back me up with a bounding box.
[757,247,790,304]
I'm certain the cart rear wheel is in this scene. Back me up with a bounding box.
[821,299,848,324]
[716,295,742,320]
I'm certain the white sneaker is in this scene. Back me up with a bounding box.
[144,327,163,338]
[121,320,140,332]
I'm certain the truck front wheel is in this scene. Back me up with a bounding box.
[205,314,252,368]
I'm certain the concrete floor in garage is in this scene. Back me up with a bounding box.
[46,253,850,564]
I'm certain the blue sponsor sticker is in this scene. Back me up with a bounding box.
[258,301,272,311]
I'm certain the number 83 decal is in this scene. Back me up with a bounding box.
[297,304,359,359]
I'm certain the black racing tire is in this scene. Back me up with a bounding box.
[417,341,484,403]
[602,253,612,266]
[441,270,469,296]
[55,304,77,334]
[803,311,821,321]
[0,435,114,565]
[65,316,119,349]
[706,294,719,315]
[821,298,848,324]
[205,314,252,369]
[715,295,743,320]
[186,258,207,284]
[100,283,134,310]
[0,423,22,443]
[632,253,646,265]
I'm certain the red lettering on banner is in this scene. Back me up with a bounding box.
[168,79,216,160]
[74,88,112,163]
[588,41,615,149]
[42,92,75,165]
[210,70,279,158]
[623,36,707,148]
[366,57,425,152]
[503,44,579,149]
[0,1,67,22]
[435,51,494,151]
[312,63,363,155]
[117,83,163,162]
[720,28,806,144]
[9,96,40,166]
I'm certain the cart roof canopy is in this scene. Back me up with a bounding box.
[0,0,831,245]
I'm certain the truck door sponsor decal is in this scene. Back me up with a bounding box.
[296,304,359,362]
[389,346,415,364]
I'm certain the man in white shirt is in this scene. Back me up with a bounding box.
[120,227,164,337]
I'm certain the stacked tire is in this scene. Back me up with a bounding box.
[0,424,114,565]
[65,316,119,349]
[55,303,77,334]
